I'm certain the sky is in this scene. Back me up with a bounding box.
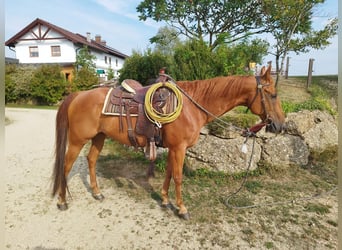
[5,0,338,76]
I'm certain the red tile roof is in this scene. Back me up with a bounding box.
[5,18,128,59]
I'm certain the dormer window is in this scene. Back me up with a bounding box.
[51,45,61,57]
[29,46,39,57]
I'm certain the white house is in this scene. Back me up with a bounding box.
[5,18,128,81]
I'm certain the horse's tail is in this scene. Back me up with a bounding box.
[52,93,77,197]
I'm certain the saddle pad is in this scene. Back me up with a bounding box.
[102,88,138,116]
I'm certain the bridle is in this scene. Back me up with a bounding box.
[246,76,276,124]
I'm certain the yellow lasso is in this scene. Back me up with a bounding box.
[144,82,183,125]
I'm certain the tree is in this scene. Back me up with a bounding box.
[75,45,96,71]
[262,0,338,85]
[119,37,269,82]
[137,0,267,50]
[119,49,170,85]
[73,45,98,90]
[213,38,269,76]
[172,39,215,80]
[150,26,182,55]
[107,67,115,80]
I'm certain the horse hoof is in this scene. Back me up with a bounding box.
[92,193,105,201]
[179,212,190,220]
[57,203,68,211]
[161,203,171,209]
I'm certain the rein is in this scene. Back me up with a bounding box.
[163,73,267,135]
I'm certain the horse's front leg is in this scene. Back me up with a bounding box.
[87,133,106,201]
[163,147,190,220]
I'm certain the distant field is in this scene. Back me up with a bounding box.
[278,75,337,104]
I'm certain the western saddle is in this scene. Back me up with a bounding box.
[103,74,174,162]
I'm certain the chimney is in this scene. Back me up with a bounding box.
[86,32,91,43]
[101,40,107,46]
[95,35,101,43]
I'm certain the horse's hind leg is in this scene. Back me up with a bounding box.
[57,142,84,210]
[87,133,106,201]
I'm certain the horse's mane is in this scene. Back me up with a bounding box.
[177,75,252,102]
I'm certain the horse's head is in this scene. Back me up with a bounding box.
[247,65,285,133]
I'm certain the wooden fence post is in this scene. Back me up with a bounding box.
[285,56,290,79]
[306,58,314,89]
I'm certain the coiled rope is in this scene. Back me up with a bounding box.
[144,82,183,125]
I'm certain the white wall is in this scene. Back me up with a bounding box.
[16,40,76,64]
[15,27,77,64]
[92,50,125,78]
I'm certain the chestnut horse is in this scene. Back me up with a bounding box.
[52,65,285,219]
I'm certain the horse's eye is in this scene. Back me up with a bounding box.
[270,94,277,99]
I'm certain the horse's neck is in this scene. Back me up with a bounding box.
[178,77,251,121]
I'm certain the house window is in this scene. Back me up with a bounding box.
[29,46,39,57]
[51,46,61,57]
[116,59,118,67]
[109,57,111,65]
[105,56,107,64]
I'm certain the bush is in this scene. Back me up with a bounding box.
[30,64,67,105]
[5,64,35,103]
[72,67,99,91]
[5,65,17,103]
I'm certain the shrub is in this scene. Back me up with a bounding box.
[30,64,67,105]
[5,64,35,103]
[72,67,99,91]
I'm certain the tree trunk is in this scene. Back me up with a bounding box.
[275,55,280,88]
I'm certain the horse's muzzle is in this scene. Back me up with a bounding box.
[265,120,285,134]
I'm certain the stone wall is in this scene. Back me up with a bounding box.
[186,110,338,173]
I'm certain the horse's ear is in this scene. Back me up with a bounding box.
[260,66,266,76]
[261,64,272,81]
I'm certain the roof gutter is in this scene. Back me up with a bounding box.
[9,46,16,53]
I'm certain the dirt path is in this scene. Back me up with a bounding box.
[4,108,224,249]
[5,108,337,250]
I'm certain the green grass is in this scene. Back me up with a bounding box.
[207,111,259,136]
[304,203,330,215]
[281,75,337,115]
[5,103,58,110]
[94,124,337,248]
